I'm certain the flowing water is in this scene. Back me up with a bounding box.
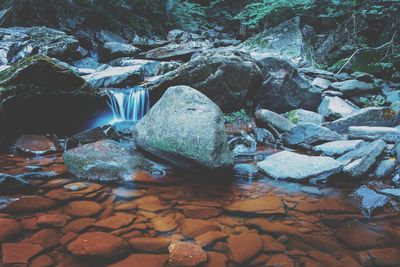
[106,87,150,124]
[1,146,400,266]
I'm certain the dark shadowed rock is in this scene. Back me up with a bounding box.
[0,27,80,64]
[252,56,321,113]
[136,86,233,171]
[109,254,168,267]
[144,50,262,112]
[0,218,21,242]
[335,220,391,250]
[64,140,160,181]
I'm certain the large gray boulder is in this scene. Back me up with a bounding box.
[257,151,343,182]
[337,139,387,177]
[238,17,314,67]
[144,50,262,112]
[318,96,359,120]
[64,140,160,182]
[0,27,81,64]
[282,123,343,146]
[323,107,400,134]
[136,86,233,171]
[251,56,321,113]
[82,66,144,88]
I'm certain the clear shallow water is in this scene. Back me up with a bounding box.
[1,151,400,267]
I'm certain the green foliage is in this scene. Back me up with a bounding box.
[224,109,251,124]
[287,111,299,124]
[170,1,208,32]
[235,0,315,29]
[359,95,386,108]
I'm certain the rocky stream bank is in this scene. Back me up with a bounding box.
[0,11,399,267]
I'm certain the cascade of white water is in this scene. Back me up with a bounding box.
[106,87,150,123]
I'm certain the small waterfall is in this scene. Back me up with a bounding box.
[106,87,150,123]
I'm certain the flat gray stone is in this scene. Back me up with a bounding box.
[330,80,377,95]
[314,140,365,157]
[282,122,343,146]
[337,139,387,177]
[348,126,400,143]
[354,186,389,215]
[379,188,400,198]
[287,109,324,125]
[323,107,399,134]
[374,159,396,179]
[257,151,343,182]
[255,109,295,132]
[318,96,359,120]
[83,65,144,88]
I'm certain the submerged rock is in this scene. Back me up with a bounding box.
[14,135,61,155]
[67,232,127,257]
[257,151,343,182]
[144,50,261,112]
[337,139,387,177]
[323,107,399,134]
[252,56,321,113]
[64,140,160,181]
[136,86,233,171]
[168,242,207,266]
[282,122,343,146]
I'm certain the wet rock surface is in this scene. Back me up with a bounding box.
[136,86,233,171]
[1,151,400,266]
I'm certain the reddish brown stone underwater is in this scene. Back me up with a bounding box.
[1,152,400,267]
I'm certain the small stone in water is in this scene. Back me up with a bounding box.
[168,242,207,266]
[64,182,89,191]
